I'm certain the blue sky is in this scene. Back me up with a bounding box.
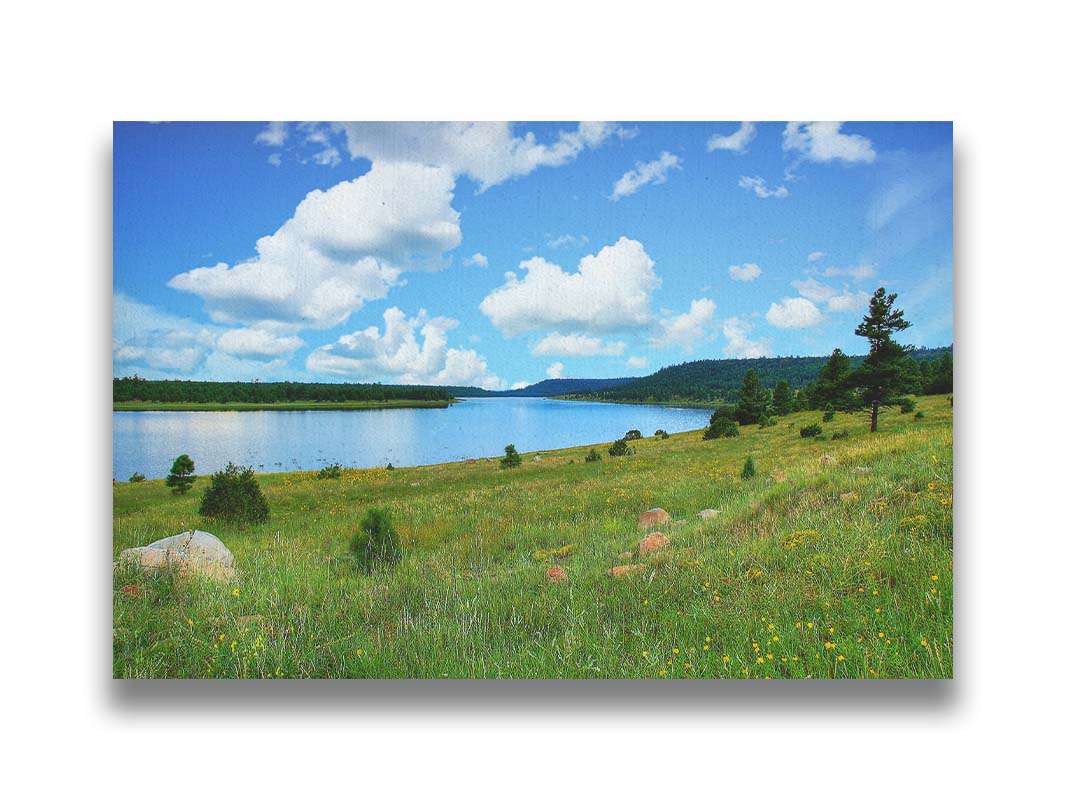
[114,121,952,389]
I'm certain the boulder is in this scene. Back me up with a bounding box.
[118,530,236,582]
[607,564,647,577]
[697,509,721,520]
[638,531,670,556]
[545,566,567,583]
[639,508,670,529]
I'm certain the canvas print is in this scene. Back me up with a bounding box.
[113,121,953,679]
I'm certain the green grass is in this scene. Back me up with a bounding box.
[113,395,953,679]
[114,399,453,412]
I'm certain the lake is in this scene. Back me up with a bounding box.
[113,398,715,480]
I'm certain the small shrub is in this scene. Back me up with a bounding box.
[386,463,395,471]
[800,423,823,439]
[128,472,145,483]
[758,413,777,428]
[584,448,602,463]
[654,429,669,439]
[741,456,756,480]
[500,444,522,469]
[350,508,402,572]
[317,463,342,480]
[165,454,196,495]
[704,417,740,439]
[199,462,269,523]
[831,430,850,441]
[608,439,635,457]
[822,404,835,423]
[899,398,916,413]
[711,405,736,424]
[623,429,643,441]
[914,411,925,420]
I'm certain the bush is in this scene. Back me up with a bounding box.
[165,454,196,495]
[899,398,916,413]
[199,462,270,523]
[623,429,642,441]
[608,439,635,457]
[710,405,736,424]
[822,404,835,423]
[128,472,145,483]
[350,508,402,572]
[831,430,850,441]
[741,456,756,480]
[584,448,602,463]
[500,444,522,469]
[654,429,669,439]
[385,463,395,470]
[317,463,342,480]
[704,417,740,439]
[758,413,777,428]
[800,423,823,439]
[914,411,925,420]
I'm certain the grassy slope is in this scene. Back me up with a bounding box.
[113,399,453,412]
[113,396,953,679]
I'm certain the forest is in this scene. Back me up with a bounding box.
[113,377,454,405]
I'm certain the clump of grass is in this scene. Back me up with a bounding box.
[585,448,602,463]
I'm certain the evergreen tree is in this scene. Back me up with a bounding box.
[735,369,770,425]
[810,348,859,411]
[165,454,196,495]
[500,444,522,469]
[850,288,919,432]
[772,380,793,415]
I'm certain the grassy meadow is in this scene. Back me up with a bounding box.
[113,395,953,679]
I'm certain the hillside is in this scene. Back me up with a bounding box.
[113,394,953,679]
[568,346,953,404]
[446,377,638,398]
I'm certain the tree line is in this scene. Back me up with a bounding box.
[113,377,453,404]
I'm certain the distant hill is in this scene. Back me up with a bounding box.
[566,346,953,404]
[447,377,639,398]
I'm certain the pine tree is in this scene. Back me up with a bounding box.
[735,369,770,425]
[165,454,196,495]
[772,380,793,416]
[850,288,919,432]
[810,348,858,411]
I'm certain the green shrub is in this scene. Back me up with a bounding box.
[386,463,395,470]
[758,413,777,428]
[317,463,342,480]
[822,404,835,423]
[704,417,740,439]
[899,398,916,413]
[623,429,642,441]
[500,444,522,469]
[800,423,823,439]
[608,439,635,457]
[199,462,269,523]
[128,472,145,483]
[831,430,850,441]
[350,508,402,572]
[165,454,196,495]
[914,411,925,420]
[710,405,736,424]
[741,456,756,480]
[584,448,602,463]
[654,429,669,439]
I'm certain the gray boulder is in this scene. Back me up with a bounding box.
[118,530,236,582]
[697,509,721,520]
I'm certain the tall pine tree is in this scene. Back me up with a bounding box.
[809,348,858,411]
[735,369,770,425]
[850,288,918,432]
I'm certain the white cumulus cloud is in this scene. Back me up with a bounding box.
[113,293,218,374]
[783,122,876,164]
[168,161,461,329]
[546,362,565,379]
[728,262,762,282]
[305,306,504,390]
[546,233,588,249]
[626,356,649,370]
[254,121,288,147]
[807,251,827,262]
[739,175,788,199]
[215,327,304,360]
[611,151,682,200]
[651,298,717,350]
[722,317,772,358]
[532,332,626,357]
[707,122,756,153]
[766,297,824,328]
[463,252,489,268]
[479,237,660,335]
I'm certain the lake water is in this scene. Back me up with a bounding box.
[113,398,714,480]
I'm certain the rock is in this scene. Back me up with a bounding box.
[853,466,872,473]
[545,566,567,583]
[607,564,647,577]
[638,531,670,556]
[697,509,721,520]
[533,456,542,462]
[639,508,670,529]
[771,470,787,482]
[118,530,236,582]
[672,519,687,527]
[820,454,835,467]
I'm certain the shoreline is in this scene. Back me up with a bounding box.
[113,399,455,412]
